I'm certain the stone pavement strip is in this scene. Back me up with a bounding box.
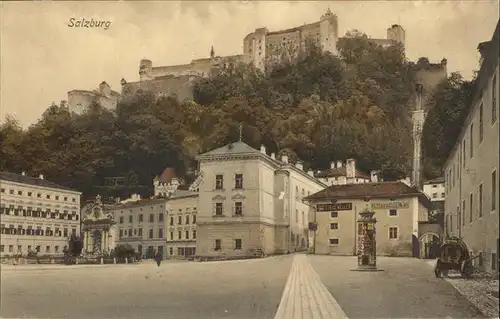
[274,254,348,319]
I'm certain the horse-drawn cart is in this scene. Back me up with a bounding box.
[434,236,478,279]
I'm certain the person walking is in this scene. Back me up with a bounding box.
[155,251,162,267]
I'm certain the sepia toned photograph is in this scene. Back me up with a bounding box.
[0,1,499,318]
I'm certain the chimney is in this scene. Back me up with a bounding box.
[370,170,378,183]
[281,155,288,163]
[295,161,303,170]
[271,152,276,160]
[21,171,26,176]
[39,174,44,180]
[346,159,355,179]
[260,145,266,154]
[330,161,336,169]
[337,160,342,168]
[307,170,314,177]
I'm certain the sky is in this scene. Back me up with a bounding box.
[1,1,499,128]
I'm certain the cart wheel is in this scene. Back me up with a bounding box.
[434,267,441,278]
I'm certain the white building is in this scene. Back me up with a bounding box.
[106,197,168,258]
[194,141,326,258]
[0,172,82,257]
[314,160,373,186]
[444,21,499,273]
[423,177,445,202]
[165,189,198,259]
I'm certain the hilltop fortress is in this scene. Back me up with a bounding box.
[68,9,447,114]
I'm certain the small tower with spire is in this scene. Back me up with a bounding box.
[210,46,215,59]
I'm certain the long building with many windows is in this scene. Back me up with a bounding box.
[0,172,82,257]
[443,20,499,273]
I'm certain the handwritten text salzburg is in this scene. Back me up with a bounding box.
[68,18,112,30]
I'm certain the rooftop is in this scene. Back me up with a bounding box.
[424,177,445,184]
[169,189,198,199]
[304,181,432,208]
[0,171,79,193]
[106,198,167,210]
[197,141,262,158]
[314,167,370,179]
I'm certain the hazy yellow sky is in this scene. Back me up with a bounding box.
[1,1,498,128]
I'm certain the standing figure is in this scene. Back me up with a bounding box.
[155,251,162,267]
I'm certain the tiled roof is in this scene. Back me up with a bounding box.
[157,167,177,183]
[424,177,444,184]
[305,181,432,208]
[0,171,79,192]
[197,141,262,158]
[314,167,370,179]
[106,198,167,210]
[169,189,198,199]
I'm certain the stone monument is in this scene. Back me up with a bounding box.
[81,195,117,256]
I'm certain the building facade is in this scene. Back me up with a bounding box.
[314,159,373,186]
[106,198,168,259]
[0,172,81,257]
[68,81,120,115]
[304,181,432,257]
[194,141,326,258]
[443,21,499,273]
[165,190,198,259]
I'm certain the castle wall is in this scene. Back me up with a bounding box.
[68,90,119,115]
[121,75,198,102]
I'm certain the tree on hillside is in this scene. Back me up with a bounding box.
[422,72,475,179]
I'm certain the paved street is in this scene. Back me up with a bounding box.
[1,254,488,319]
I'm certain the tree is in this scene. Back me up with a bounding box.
[67,233,83,256]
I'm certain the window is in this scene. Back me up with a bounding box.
[178,216,182,224]
[389,209,398,216]
[215,203,223,216]
[462,200,466,226]
[185,215,190,224]
[329,238,339,245]
[463,140,466,167]
[119,216,124,224]
[185,231,189,239]
[64,196,67,201]
[37,193,41,198]
[432,193,437,198]
[17,190,22,195]
[193,230,196,239]
[0,188,4,193]
[214,239,221,251]
[235,174,243,189]
[9,189,14,194]
[330,223,338,229]
[492,170,497,211]
[469,124,474,158]
[479,103,484,142]
[0,245,3,252]
[331,211,338,218]
[149,229,153,239]
[234,202,243,216]
[234,239,242,250]
[493,75,497,124]
[389,227,398,239]
[492,253,497,271]
[441,192,445,198]
[129,215,133,223]
[193,215,197,224]
[479,184,483,218]
[149,214,154,222]
[138,228,143,236]
[158,228,163,239]
[63,228,68,237]
[139,214,143,222]
[128,228,132,237]
[170,232,173,240]
[469,193,473,222]
[178,231,182,240]
[158,213,164,222]
[170,217,174,225]
[215,174,224,190]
